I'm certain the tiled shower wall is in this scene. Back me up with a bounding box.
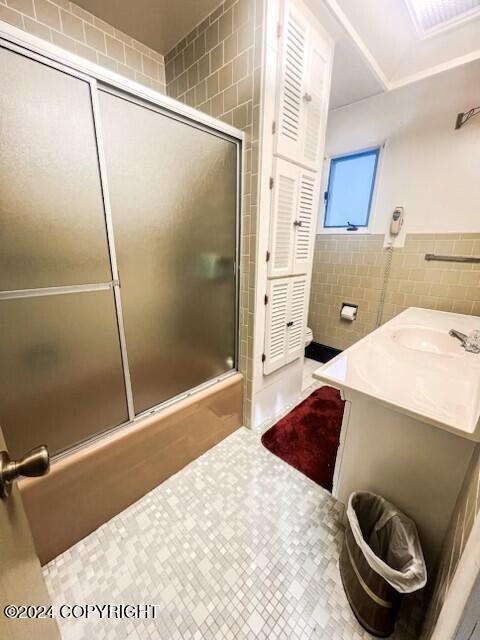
[421,445,480,638]
[165,0,264,424]
[0,0,166,91]
[308,233,480,350]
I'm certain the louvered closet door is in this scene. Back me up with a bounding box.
[264,279,289,374]
[286,276,307,363]
[276,0,309,162]
[293,168,317,273]
[268,158,298,277]
[301,32,331,169]
[264,275,307,374]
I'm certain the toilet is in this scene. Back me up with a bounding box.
[305,327,313,347]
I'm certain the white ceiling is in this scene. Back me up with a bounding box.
[322,0,480,101]
[304,0,480,109]
[303,0,385,109]
[329,38,385,110]
[75,0,480,110]
[75,0,221,54]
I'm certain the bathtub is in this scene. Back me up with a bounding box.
[20,373,243,565]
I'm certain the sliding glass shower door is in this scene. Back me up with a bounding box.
[0,47,128,457]
[98,89,238,415]
[0,42,239,458]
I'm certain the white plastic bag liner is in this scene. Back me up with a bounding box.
[347,491,427,594]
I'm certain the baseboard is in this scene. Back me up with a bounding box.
[305,341,342,363]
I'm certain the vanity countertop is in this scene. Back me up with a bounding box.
[313,307,480,440]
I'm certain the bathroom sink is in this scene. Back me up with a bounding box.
[314,308,480,440]
[391,327,461,356]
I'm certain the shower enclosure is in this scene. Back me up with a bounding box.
[0,40,240,459]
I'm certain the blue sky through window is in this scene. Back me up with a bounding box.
[324,149,379,228]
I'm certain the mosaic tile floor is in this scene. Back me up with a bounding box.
[44,389,421,640]
[302,358,322,391]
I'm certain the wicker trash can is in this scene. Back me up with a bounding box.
[340,492,427,638]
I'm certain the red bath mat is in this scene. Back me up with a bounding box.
[261,386,345,492]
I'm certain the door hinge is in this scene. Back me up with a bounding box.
[272,120,276,134]
[269,176,274,189]
[264,294,268,305]
[277,23,282,38]
[266,250,270,262]
[262,353,266,362]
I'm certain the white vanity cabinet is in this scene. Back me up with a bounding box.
[314,307,480,572]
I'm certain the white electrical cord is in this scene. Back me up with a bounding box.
[376,242,394,328]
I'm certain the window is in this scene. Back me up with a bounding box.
[323,148,380,231]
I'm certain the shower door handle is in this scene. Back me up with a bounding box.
[0,445,50,499]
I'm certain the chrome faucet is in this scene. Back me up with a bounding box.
[449,329,480,353]
[449,329,467,346]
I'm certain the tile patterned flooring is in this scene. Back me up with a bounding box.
[302,357,322,391]
[44,373,421,640]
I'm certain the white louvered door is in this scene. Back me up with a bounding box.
[268,162,318,276]
[286,276,307,362]
[275,0,309,163]
[301,33,330,169]
[275,0,332,170]
[264,275,308,374]
[262,0,332,378]
[292,168,317,273]
[264,278,290,374]
[268,158,298,277]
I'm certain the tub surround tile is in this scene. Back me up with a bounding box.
[0,0,166,92]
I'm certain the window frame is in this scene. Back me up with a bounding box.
[319,145,382,235]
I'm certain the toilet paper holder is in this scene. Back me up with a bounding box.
[340,302,358,321]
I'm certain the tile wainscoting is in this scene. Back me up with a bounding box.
[421,445,480,638]
[308,233,480,351]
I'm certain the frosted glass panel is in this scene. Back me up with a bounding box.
[0,292,128,457]
[99,91,237,414]
[0,48,112,290]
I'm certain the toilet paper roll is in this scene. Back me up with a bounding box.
[341,305,357,321]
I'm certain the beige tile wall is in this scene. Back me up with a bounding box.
[308,233,480,351]
[421,445,480,638]
[308,234,386,350]
[383,233,480,322]
[165,0,264,424]
[0,0,166,91]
